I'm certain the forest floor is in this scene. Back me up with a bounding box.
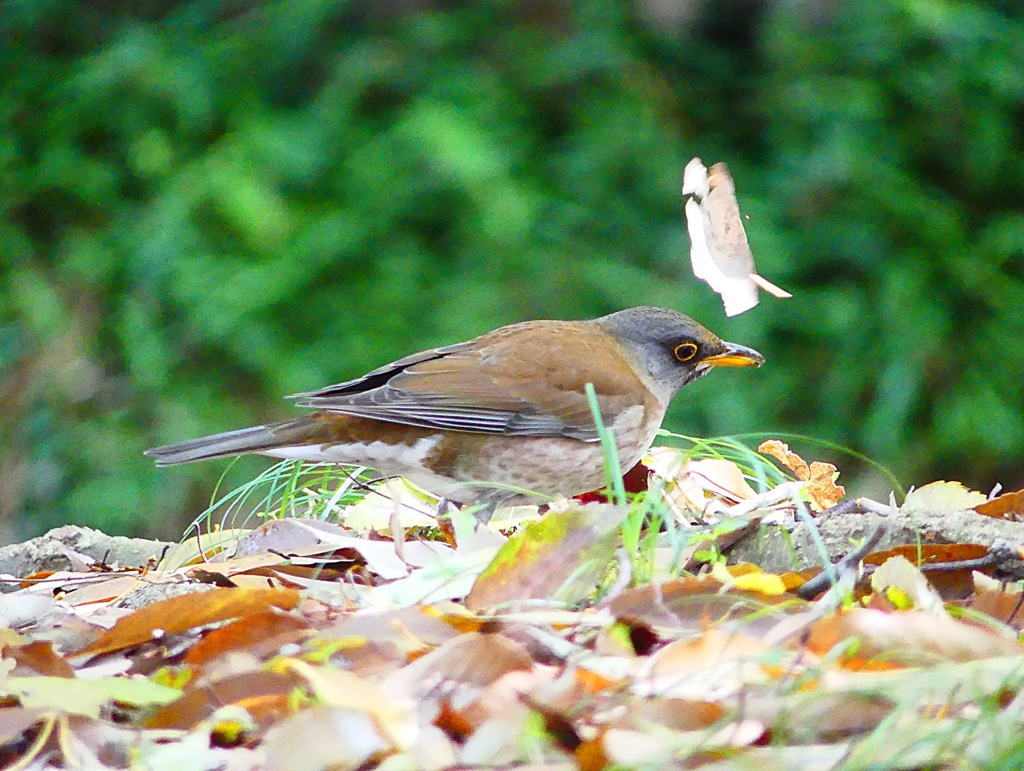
[2,441,1024,770]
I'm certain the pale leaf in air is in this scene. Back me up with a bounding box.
[682,157,792,316]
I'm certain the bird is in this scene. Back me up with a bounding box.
[146,306,763,519]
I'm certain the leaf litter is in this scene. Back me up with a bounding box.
[3,446,1024,768]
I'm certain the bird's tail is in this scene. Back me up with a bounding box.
[145,417,314,466]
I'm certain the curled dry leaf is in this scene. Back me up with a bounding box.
[758,440,810,480]
[805,462,845,511]
[645,447,756,521]
[228,519,411,579]
[758,440,845,511]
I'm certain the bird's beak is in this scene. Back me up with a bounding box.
[702,341,765,368]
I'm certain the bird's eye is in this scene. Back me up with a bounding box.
[674,342,699,362]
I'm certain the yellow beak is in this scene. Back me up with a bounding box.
[702,341,765,368]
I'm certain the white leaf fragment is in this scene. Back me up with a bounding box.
[682,157,792,316]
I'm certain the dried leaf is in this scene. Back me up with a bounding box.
[758,440,844,511]
[183,611,311,665]
[682,158,791,316]
[145,671,297,730]
[229,519,410,579]
[902,481,987,515]
[806,607,1023,664]
[965,579,1024,631]
[340,478,439,532]
[262,706,391,771]
[645,448,756,520]
[758,440,811,480]
[465,504,627,611]
[869,556,944,613]
[864,544,988,600]
[973,489,1024,521]
[388,632,533,690]
[712,562,787,596]
[644,628,771,677]
[280,659,416,749]
[806,461,845,511]
[5,641,75,678]
[60,575,143,606]
[72,587,301,658]
[2,676,181,717]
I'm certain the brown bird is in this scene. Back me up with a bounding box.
[146,306,763,518]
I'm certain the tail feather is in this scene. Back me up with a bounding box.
[146,423,291,466]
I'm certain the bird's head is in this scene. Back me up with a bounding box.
[596,306,764,398]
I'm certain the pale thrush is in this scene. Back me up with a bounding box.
[147,306,764,516]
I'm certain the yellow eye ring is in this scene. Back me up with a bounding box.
[674,342,698,362]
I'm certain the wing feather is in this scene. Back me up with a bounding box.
[290,321,649,440]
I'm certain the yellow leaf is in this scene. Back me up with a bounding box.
[902,481,987,515]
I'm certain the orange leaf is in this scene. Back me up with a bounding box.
[758,440,810,480]
[72,587,301,658]
[865,544,989,600]
[806,461,845,511]
[974,489,1024,521]
[575,668,618,695]
[576,735,610,771]
[184,611,311,665]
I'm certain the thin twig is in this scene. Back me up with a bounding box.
[727,481,805,518]
[856,496,896,517]
[797,519,889,599]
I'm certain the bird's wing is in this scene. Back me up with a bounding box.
[290,322,649,440]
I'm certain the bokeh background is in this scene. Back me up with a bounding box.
[2,0,1022,542]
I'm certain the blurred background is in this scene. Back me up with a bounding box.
[2,0,1022,542]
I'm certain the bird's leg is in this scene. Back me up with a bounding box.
[472,499,497,526]
[471,489,521,527]
[434,497,456,521]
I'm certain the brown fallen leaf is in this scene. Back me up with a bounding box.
[806,462,845,510]
[4,640,75,679]
[863,544,989,601]
[974,488,1024,521]
[758,440,810,480]
[465,504,627,611]
[964,574,1024,631]
[758,440,845,511]
[262,706,392,771]
[183,611,311,666]
[388,632,533,690]
[806,607,1023,664]
[71,587,301,659]
[145,670,298,731]
[645,449,758,521]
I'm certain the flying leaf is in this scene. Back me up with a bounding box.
[682,157,791,316]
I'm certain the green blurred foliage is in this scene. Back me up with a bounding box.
[1,0,1022,541]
